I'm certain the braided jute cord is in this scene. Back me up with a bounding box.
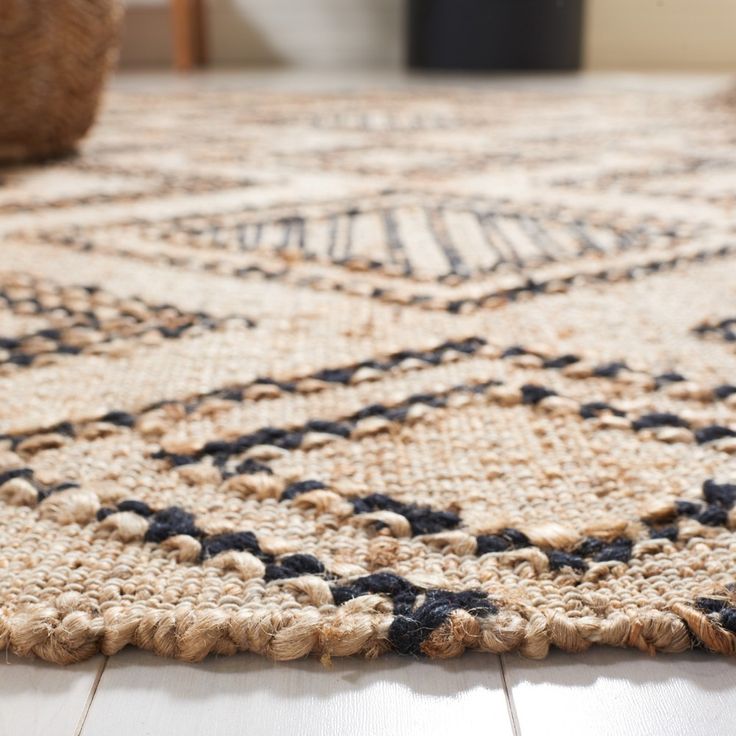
[3,599,733,665]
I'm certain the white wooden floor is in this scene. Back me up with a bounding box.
[3,646,735,736]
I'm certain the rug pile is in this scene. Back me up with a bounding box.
[1,83,735,663]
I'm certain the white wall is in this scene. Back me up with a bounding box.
[120,0,404,68]
[222,0,403,67]
[585,0,736,70]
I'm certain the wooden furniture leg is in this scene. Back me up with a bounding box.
[171,0,206,71]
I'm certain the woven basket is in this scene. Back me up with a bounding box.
[0,0,123,162]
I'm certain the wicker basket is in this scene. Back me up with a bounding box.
[0,0,123,162]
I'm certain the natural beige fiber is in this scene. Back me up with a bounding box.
[0,0,121,162]
[1,81,736,665]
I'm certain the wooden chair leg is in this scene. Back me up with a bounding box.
[171,0,206,71]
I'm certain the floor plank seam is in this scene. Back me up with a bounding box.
[73,657,108,736]
[499,655,522,736]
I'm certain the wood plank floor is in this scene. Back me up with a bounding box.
[3,646,735,736]
[80,649,513,736]
[503,649,736,736]
[0,654,105,736]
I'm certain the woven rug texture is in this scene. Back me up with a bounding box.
[1,84,736,664]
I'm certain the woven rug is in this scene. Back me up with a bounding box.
[1,81,736,664]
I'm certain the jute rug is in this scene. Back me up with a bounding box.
[1,81,736,664]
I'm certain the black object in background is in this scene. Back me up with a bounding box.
[407,0,584,71]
